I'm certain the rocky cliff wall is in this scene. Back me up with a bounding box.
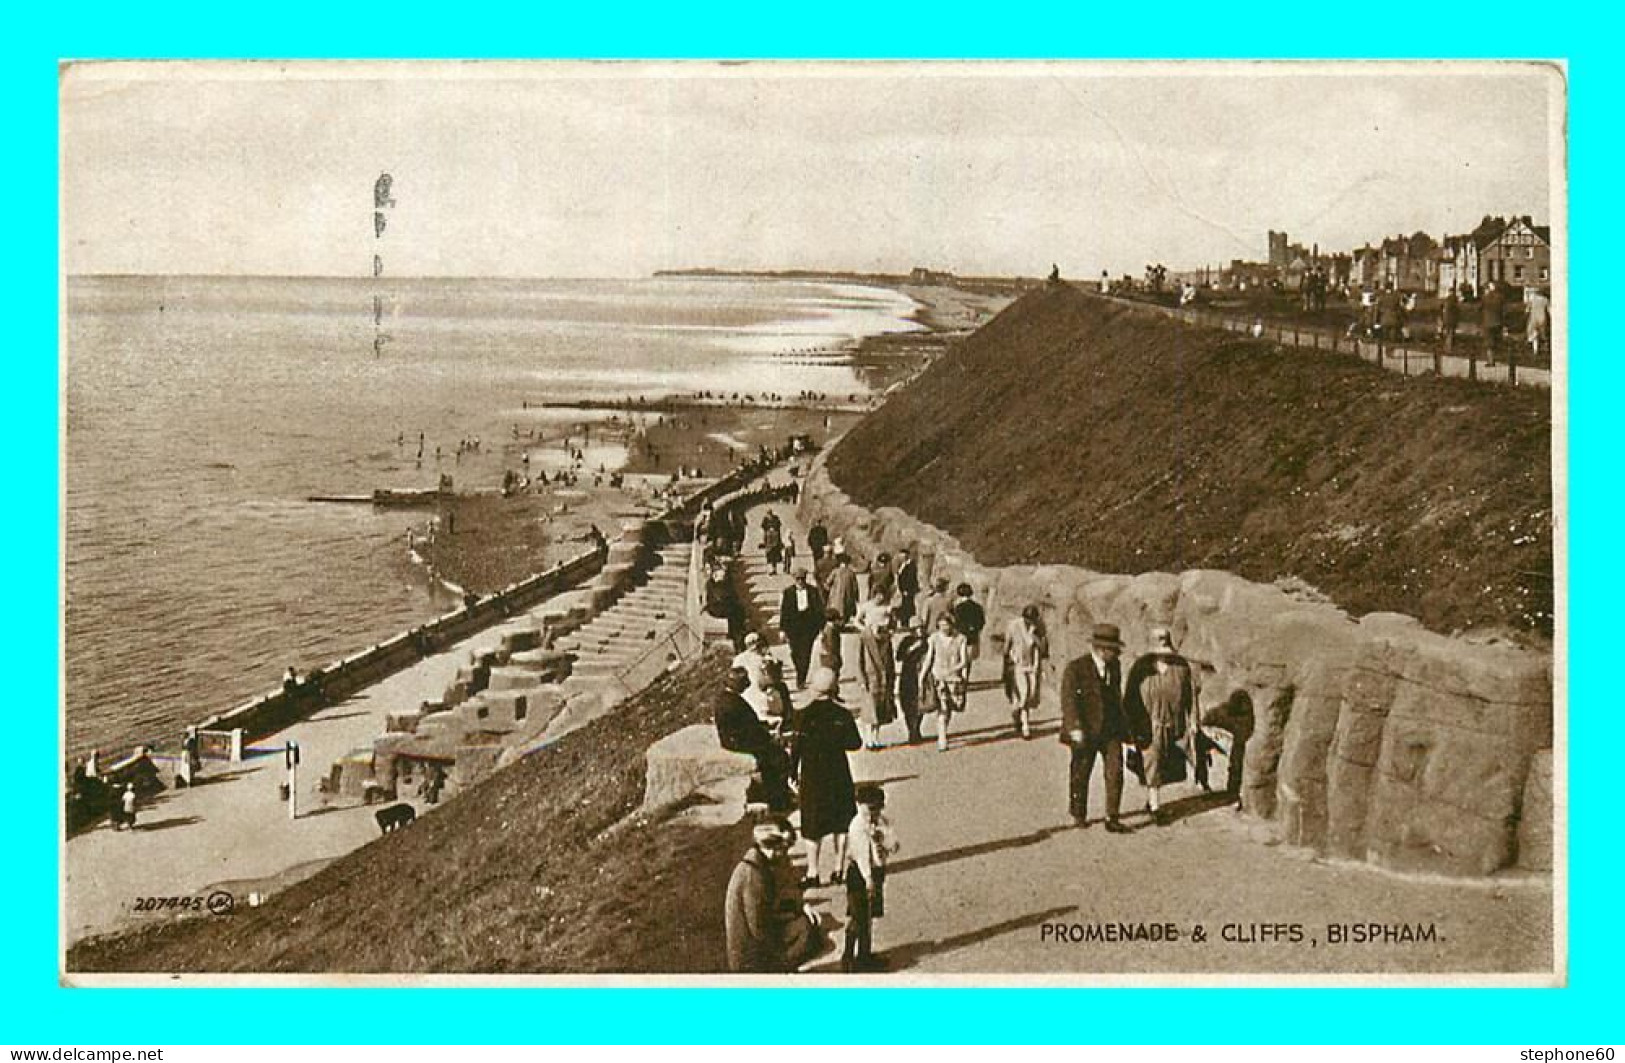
[800,454,1553,878]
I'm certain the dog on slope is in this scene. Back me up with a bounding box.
[374,802,416,834]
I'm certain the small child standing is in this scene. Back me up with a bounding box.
[843,783,899,973]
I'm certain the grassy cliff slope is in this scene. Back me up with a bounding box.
[69,650,749,974]
[827,284,1552,638]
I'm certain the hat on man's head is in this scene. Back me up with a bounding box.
[1149,627,1176,654]
[792,565,809,578]
[933,577,950,592]
[743,632,761,648]
[1090,623,1125,650]
[809,667,839,696]
[751,811,795,846]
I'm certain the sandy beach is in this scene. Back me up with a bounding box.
[420,281,1007,594]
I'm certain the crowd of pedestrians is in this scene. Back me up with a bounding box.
[714,504,1252,975]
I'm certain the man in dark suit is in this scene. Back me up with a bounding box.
[894,548,920,624]
[715,667,791,811]
[1059,623,1130,833]
[779,568,825,689]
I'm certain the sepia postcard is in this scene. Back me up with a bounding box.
[59,59,1565,986]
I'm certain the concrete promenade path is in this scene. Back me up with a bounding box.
[733,497,1555,979]
[64,607,546,945]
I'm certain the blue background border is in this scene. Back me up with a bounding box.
[16,1,1609,1043]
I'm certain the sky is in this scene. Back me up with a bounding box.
[59,61,1562,279]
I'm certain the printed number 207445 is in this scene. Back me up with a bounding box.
[132,896,204,913]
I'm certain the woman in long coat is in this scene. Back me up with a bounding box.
[856,594,897,749]
[791,667,862,887]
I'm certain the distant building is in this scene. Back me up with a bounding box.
[908,267,957,285]
[1437,233,1478,295]
[1434,215,1550,295]
[1268,230,1290,268]
[1350,246,1380,288]
[1227,260,1276,290]
[1375,231,1438,292]
[1477,215,1551,292]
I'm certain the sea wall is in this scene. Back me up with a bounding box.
[196,546,609,748]
[799,451,1553,878]
[178,461,775,758]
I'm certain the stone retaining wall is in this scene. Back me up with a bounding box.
[195,546,609,749]
[799,451,1554,878]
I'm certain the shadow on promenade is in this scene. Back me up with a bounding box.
[889,826,1062,876]
[823,905,1081,973]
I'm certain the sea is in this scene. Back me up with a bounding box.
[64,274,923,760]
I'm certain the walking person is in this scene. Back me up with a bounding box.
[823,553,861,625]
[920,578,952,635]
[1376,282,1406,349]
[118,783,137,831]
[1439,285,1460,354]
[919,615,970,752]
[893,616,929,745]
[856,589,898,749]
[869,552,896,606]
[1482,281,1507,365]
[893,548,920,624]
[791,668,862,888]
[1003,605,1049,740]
[779,568,825,689]
[1122,627,1197,825]
[178,725,201,788]
[1527,286,1551,362]
[842,783,899,973]
[814,607,844,681]
[761,510,784,575]
[1060,623,1130,833]
[951,583,986,674]
[807,521,830,562]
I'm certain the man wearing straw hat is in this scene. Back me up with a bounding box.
[1059,623,1130,833]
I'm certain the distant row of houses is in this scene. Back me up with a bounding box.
[1173,215,1552,296]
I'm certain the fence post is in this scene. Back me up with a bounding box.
[1468,347,1478,382]
[1434,345,1443,377]
[1509,345,1519,386]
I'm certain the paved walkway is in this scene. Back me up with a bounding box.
[731,496,1554,978]
[64,607,546,944]
[1095,290,1553,390]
